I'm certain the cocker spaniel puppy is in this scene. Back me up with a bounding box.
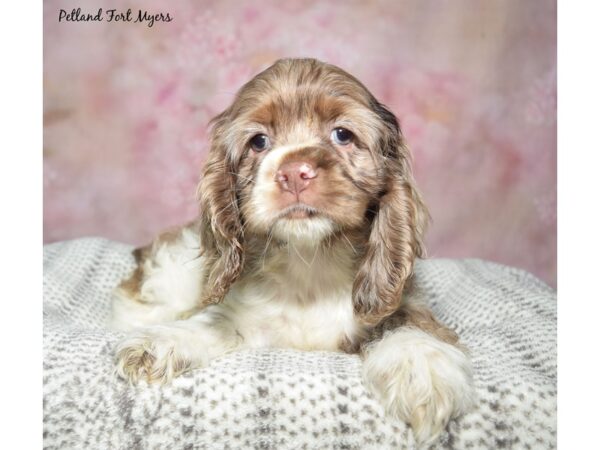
[112,58,475,446]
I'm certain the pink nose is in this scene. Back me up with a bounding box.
[275,161,318,195]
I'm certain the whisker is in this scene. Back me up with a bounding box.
[308,244,320,268]
[292,242,310,267]
[261,229,275,271]
[230,172,255,184]
[238,221,249,235]
[340,231,358,255]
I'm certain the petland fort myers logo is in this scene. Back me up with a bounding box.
[58,8,173,27]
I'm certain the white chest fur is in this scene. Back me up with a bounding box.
[221,240,360,351]
[112,229,363,351]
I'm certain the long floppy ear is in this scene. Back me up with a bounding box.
[352,102,429,326]
[197,110,244,305]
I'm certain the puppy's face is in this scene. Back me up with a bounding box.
[219,61,392,243]
[199,58,427,325]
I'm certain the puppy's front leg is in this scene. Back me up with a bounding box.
[362,303,476,446]
[115,306,241,384]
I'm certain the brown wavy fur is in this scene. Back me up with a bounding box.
[196,58,429,327]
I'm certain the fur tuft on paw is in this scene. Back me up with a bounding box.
[115,334,191,384]
[363,327,476,446]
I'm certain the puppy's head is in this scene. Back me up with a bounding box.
[199,58,428,325]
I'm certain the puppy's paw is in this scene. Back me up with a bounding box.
[115,331,192,384]
[363,328,476,447]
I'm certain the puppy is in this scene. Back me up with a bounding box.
[112,58,475,446]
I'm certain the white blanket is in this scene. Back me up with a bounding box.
[43,238,556,449]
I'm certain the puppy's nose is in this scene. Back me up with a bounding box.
[275,161,318,195]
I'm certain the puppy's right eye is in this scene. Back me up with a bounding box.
[249,134,271,152]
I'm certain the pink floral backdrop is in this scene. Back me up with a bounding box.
[43,0,557,286]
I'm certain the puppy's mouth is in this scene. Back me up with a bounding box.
[269,203,336,242]
[277,204,320,220]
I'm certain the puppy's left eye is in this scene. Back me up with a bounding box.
[331,128,354,146]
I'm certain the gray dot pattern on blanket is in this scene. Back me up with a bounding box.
[43,238,556,449]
